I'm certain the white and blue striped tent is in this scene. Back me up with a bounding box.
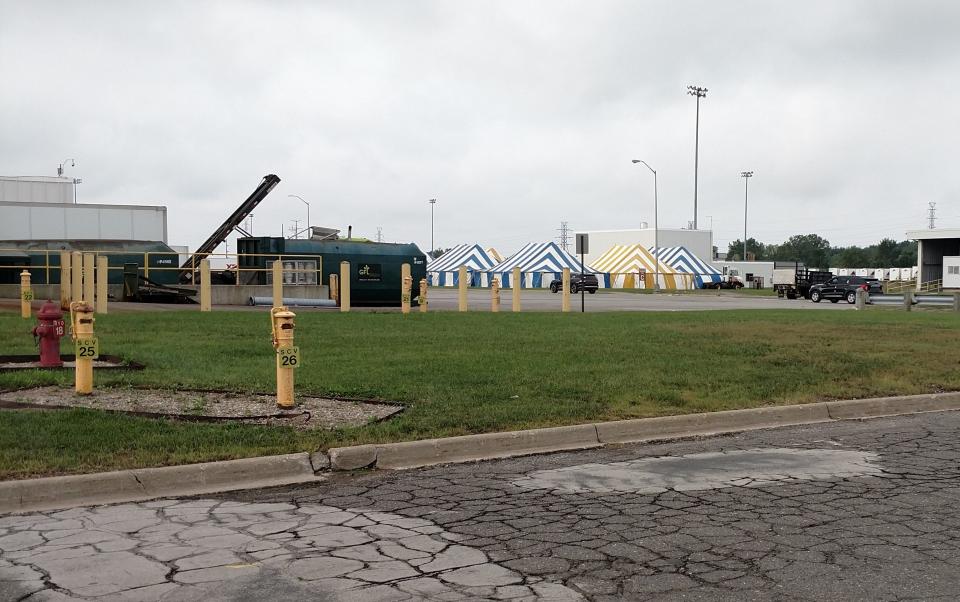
[486,242,610,288]
[427,244,497,286]
[650,246,722,288]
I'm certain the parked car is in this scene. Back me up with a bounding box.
[809,276,882,304]
[549,273,598,294]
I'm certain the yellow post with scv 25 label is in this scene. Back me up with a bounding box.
[70,301,97,395]
[20,270,32,319]
[271,306,298,409]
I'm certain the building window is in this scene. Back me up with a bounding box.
[266,260,317,285]
[948,265,959,275]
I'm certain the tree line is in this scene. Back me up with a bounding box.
[724,234,917,269]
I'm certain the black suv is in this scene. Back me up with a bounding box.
[549,273,598,294]
[809,276,883,304]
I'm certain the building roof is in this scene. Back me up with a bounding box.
[907,229,960,241]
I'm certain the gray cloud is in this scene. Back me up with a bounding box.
[2,0,958,257]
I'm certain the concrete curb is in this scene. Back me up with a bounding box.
[0,452,324,514]
[328,391,960,471]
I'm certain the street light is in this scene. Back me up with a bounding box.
[687,85,707,230]
[632,160,660,291]
[58,158,78,203]
[287,195,310,239]
[740,171,754,261]
[429,199,437,256]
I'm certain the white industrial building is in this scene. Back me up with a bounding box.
[909,229,960,290]
[0,175,168,243]
[574,227,713,267]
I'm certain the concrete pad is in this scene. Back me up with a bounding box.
[512,448,882,494]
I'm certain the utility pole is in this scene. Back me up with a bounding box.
[741,171,753,261]
[687,85,708,230]
[928,202,937,229]
[558,221,571,251]
[288,220,300,240]
[429,199,437,255]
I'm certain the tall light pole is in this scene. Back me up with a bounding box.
[740,171,753,261]
[288,195,310,239]
[632,160,660,291]
[429,198,437,256]
[687,85,707,230]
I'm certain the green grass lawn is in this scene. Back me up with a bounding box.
[2,308,958,478]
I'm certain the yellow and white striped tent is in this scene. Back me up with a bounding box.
[590,244,693,290]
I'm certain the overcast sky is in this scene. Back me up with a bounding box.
[2,1,959,257]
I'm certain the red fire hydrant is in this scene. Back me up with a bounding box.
[32,300,66,368]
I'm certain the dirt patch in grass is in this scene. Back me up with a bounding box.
[0,386,401,430]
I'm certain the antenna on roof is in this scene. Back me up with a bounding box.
[928,202,937,229]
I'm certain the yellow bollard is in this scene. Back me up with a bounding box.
[71,252,83,305]
[60,251,71,310]
[82,253,95,303]
[401,274,412,314]
[96,256,109,314]
[272,261,283,308]
[401,263,412,314]
[458,265,468,312]
[512,267,521,312]
[199,259,211,312]
[419,278,428,313]
[491,277,501,312]
[329,273,339,306]
[340,261,351,312]
[270,306,298,409]
[20,270,33,319]
[561,268,570,313]
[70,301,96,395]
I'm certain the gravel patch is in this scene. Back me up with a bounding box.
[0,386,402,430]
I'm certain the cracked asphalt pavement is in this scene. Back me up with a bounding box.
[4,411,960,600]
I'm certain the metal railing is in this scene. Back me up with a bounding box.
[868,292,958,308]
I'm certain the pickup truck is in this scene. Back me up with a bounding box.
[549,273,598,294]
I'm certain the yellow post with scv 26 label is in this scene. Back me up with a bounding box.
[271,306,298,409]
[20,270,32,319]
[70,301,97,395]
